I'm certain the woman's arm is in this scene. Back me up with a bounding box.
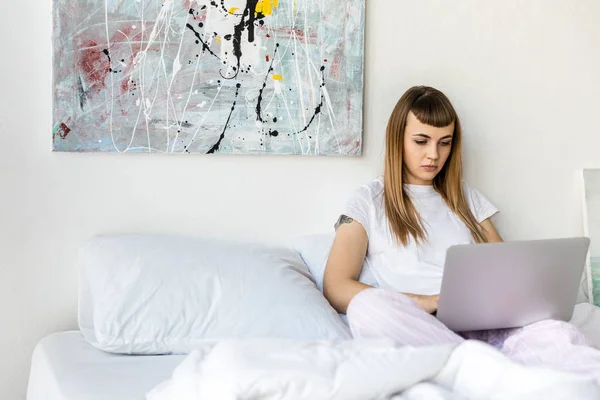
[481,218,503,243]
[323,217,371,314]
[323,216,440,314]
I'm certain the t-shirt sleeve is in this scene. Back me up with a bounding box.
[464,184,499,223]
[336,185,372,236]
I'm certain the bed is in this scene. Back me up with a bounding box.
[27,303,600,400]
[26,235,600,399]
[27,331,185,400]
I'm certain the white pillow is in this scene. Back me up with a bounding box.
[292,233,378,291]
[78,235,351,355]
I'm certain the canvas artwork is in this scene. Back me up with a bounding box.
[583,169,600,306]
[52,0,365,155]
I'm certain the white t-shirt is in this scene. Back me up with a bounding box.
[344,177,498,295]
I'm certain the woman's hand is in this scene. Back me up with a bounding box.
[406,294,439,314]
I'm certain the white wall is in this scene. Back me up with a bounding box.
[1,0,599,397]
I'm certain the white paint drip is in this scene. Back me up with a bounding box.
[273,80,282,95]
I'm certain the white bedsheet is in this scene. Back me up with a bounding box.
[27,331,185,400]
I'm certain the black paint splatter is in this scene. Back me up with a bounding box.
[102,49,121,74]
[192,1,267,80]
[220,0,231,13]
[186,24,221,61]
[256,43,279,122]
[102,49,113,72]
[209,0,228,13]
[245,0,259,42]
[291,66,327,136]
[224,0,259,80]
[77,75,88,110]
[207,83,242,154]
[293,98,323,135]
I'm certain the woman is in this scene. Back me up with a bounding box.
[323,86,600,383]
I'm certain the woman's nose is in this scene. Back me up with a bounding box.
[427,145,439,160]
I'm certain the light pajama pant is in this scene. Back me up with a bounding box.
[347,288,600,386]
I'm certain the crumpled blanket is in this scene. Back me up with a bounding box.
[147,338,600,400]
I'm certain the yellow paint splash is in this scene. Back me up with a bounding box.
[272,74,284,81]
[255,0,279,16]
[228,7,239,14]
[216,36,221,44]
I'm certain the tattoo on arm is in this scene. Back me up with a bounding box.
[334,215,354,231]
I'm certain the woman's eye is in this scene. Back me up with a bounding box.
[415,140,427,145]
[440,141,452,146]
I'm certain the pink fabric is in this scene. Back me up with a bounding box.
[347,288,600,385]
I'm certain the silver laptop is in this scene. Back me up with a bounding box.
[436,237,590,332]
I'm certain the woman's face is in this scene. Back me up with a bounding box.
[403,111,454,185]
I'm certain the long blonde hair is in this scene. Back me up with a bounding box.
[384,86,486,246]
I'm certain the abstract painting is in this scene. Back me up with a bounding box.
[53,0,365,155]
[583,169,600,306]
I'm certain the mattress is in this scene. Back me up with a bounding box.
[27,304,600,400]
[27,331,185,400]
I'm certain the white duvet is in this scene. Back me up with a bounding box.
[147,338,600,400]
